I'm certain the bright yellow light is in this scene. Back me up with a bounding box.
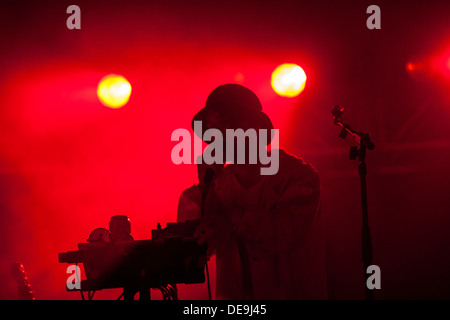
[97,74,132,108]
[271,63,307,97]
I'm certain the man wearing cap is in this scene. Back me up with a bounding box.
[177,84,327,300]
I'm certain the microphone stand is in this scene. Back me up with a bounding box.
[332,105,375,300]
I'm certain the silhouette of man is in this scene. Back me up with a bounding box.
[177,84,327,299]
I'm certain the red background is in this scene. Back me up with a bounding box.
[1,0,450,299]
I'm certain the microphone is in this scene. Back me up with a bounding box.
[201,168,215,219]
[203,168,215,187]
[332,105,345,125]
[202,168,215,200]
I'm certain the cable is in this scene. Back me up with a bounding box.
[87,291,96,300]
[206,261,211,300]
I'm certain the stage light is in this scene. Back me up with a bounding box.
[406,62,415,72]
[271,63,307,97]
[97,74,132,108]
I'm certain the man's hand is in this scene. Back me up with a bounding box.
[194,215,227,257]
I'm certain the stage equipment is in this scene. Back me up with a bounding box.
[58,218,207,300]
[332,105,375,300]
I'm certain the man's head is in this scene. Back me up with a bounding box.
[192,84,273,142]
[192,84,279,175]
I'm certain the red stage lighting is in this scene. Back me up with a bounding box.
[406,62,415,72]
[97,74,132,108]
[271,63,307,97]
